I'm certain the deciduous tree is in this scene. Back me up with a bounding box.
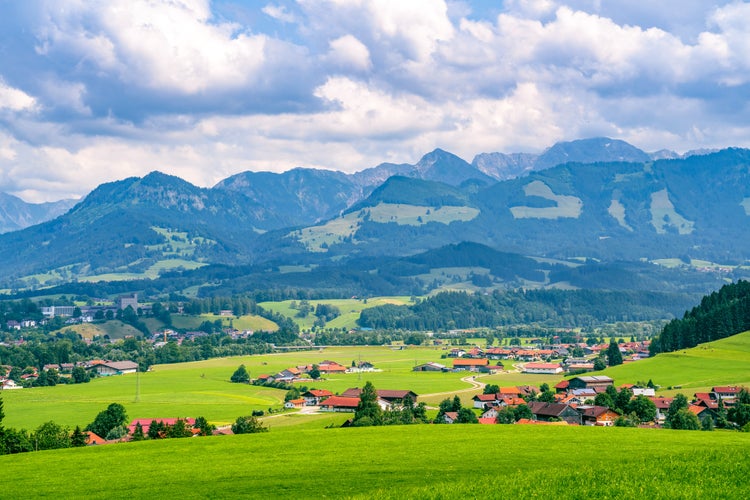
[230,364,250,383]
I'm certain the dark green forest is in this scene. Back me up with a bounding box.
[650,280,750,355]
[358,289,697,330]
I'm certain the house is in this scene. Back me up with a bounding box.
[649,397,674,423]
[86,431,107,445]
[442,411,459,424]
[528,402,582,425]
[452,358,489,371]
[477,417,497,425]
[284,398,306,409]
[522,363,563,375]
[578,405,620,426]
[712,386,742,400]
[567,376,614,391]
[473,393,498,409]
[88,360,139,376]
[1,379,22,390]
[498,387,524,398]
[554,380,570,393]
[479,363,504,374]
[318,361,348,374]
[348,361,376,373]
[448,349,466,358]
[128,418,196,436]
[341,388,418,404]
[319,396,362,412]
[688,405,716,424]
[413,362,447,372]
[6,320,20,330]
[485,348,514,360]
[303,389,334,405]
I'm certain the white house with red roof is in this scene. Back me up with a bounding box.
[522,362,563,375]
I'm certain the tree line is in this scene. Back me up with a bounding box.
[650,280,750,355]
[358,289,696,331]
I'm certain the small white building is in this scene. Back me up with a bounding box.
[522,363,564,375]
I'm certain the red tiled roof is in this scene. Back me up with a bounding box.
[320,396,360,408]
[524,363,561,370]
[555,380,570,389]
[478,418,497,424]
[128,418,196,434]
[474,393,497,401]
[453,358,489,366]
[306,389,333,397]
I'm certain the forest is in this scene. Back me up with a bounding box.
[650,280,750,354]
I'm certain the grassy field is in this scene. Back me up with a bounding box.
[1,424,748,498]
[259,296,413,330]
[5,332,750,431]
[602,330,750,394]
[0,346,493,429]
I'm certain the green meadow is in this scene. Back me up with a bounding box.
[5,332,750,431]
[259,296,413,330]
[602,331,750,393]
[1,346,492,429]
[1,425,748,499]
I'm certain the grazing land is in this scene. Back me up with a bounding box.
[1,425,748,499]
[603,330,750,393]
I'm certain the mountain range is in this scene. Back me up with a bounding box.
[0,137,747,296]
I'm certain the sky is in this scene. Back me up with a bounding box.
[0,0,749,202]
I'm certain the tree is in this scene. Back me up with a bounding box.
[513,404,532,421]
[86,403,128,439]
[231,415,267,434]
[538,390,556,403]
[165,419,193,438]
[33,421,71,451]
[626,395,657,423]
[496,407,516,424]
[354,381,382,426]
[607,340,623,366]
[614,387,634,413]
[309,364,321,380]
[593,358,606,371]
[70,426,87,447]
[668,409,700,430]
[194,416,216,436]
[131,422,145,441]
[230,364,250,383]
[594,392,615,409]
[71,366,90,384]
[728,403,750,428]
[456,407,478,424]
[483,384,500,395]
[148,420,166,439]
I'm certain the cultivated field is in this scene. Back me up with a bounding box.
[1,424,748,498]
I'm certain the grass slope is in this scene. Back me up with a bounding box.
[1,425,748,499]
[259,297,412,330]
[602,330,750,393]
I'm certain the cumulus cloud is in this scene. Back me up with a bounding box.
[0,1,749,202]
[0,79,38,112]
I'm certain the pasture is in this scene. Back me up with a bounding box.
[0,345,501,429]
[1,424,748,498]
[259,296,413,330]
[602,331,750,393]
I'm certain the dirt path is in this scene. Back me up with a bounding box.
[420,374,486,399]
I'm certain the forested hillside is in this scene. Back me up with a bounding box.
[358,289,696,330]
[650,280,750,354]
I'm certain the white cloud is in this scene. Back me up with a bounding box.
[262,3,298,23]
[0,79,37,112]
[327,35,372,72]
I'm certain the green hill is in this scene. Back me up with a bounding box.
[1,425,748,498]
[602,330,750,392]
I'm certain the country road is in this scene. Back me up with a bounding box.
[420,374,486,399]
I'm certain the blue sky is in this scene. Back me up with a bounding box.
[0,0,748,202]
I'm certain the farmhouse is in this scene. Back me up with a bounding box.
[712,386,741,400]
[522,363,563,375]
[567,376,614,391]
[528,402,582,425]
[284,398,306,409]
[341,387,418,403]
[1,379,21,390]
[319,396,388,412]
[318,361,348,374]
[578,405,619,426]
[452,358,489,371]
[303,389,334,405]
[88,360,139,376]
[412,362,447,372]
[128,418,196,436]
